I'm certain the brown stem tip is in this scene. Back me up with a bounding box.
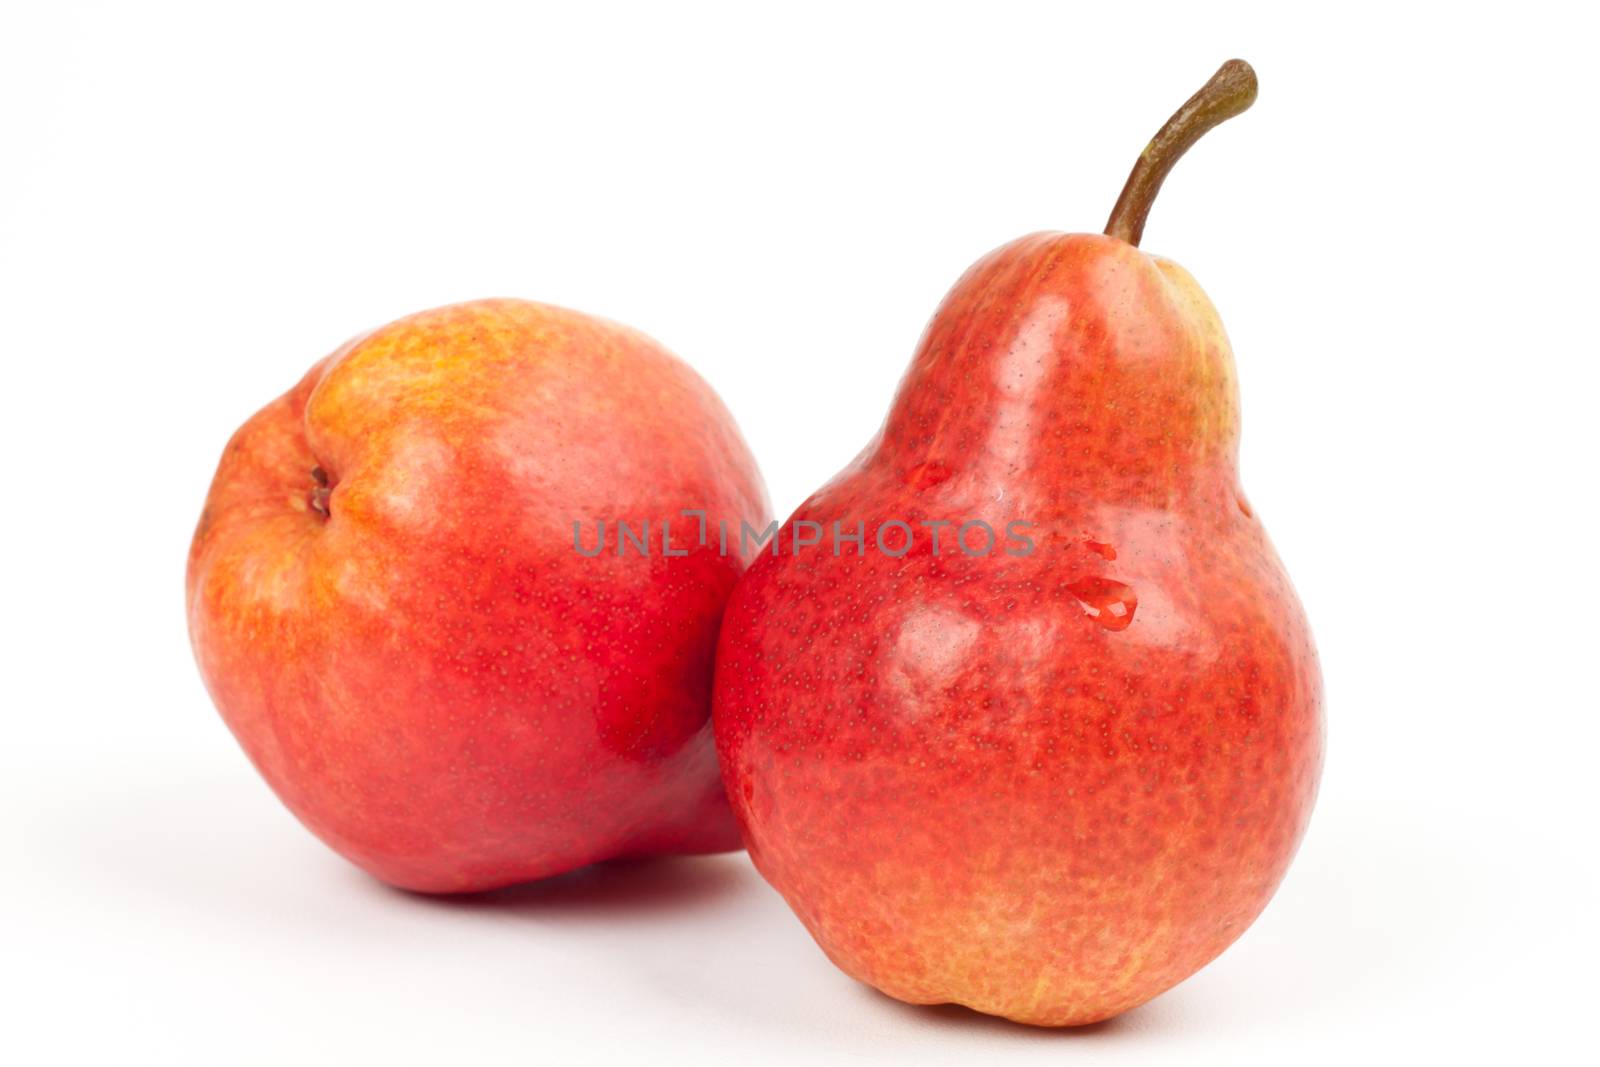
[1104,59,1258,248]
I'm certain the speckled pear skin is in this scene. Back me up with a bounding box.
[189,299,769,893]
[712,234,1322,1026]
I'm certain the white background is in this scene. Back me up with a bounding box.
[5,2,1597,1063]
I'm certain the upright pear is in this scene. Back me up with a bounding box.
[713,61,1322,1025]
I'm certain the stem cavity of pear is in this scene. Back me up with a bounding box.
[309,466,332,518]
[1104,59,1258,248]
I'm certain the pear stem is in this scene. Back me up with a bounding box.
[1104,59,1258,247]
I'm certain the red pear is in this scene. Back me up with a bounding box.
[713,61,1321,1025]
[189,299,768,893]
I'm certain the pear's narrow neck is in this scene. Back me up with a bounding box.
[877,232,1241,504]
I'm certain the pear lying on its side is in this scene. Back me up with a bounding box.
[190,300,768,892]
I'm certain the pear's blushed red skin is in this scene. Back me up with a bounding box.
[713,233,1322,1025]
[189,299,768,893]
